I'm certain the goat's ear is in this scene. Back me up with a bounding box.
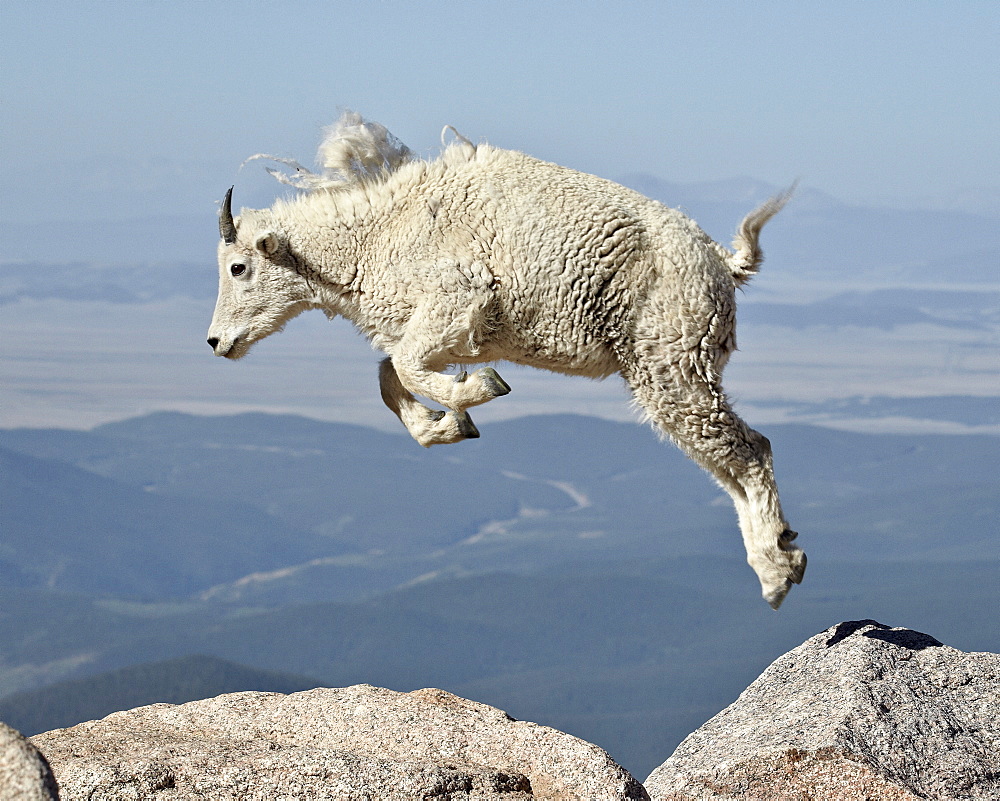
[255,231,281,256]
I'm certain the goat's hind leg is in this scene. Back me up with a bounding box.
[628,368,806,607]
[723,425,806,607]
[378,358,481,447]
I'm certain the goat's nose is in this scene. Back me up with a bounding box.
[207,337,220,350]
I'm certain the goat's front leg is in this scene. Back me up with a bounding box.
[387,308,511,414]
[378,358,481,447]
[390,353,511,413]
[380,298,511,445]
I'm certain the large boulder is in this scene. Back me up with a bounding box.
[1,721,59,800]
[646,619,1000,800]
[32,684,647,800]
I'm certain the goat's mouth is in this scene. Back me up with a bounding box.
[209,333,249,359]
[221,336,248,359]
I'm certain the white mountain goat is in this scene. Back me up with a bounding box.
[207,112,806,608]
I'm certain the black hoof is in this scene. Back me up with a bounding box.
[791,551,807,584]
[479,368,511,397]
[456,411,480,439]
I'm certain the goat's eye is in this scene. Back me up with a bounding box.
[230,263,247,277]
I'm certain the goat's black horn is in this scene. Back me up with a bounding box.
[219,186,237,243]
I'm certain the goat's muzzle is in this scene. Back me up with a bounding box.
[207,334,241,358]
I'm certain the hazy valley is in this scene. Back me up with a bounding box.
[1,411,997,778]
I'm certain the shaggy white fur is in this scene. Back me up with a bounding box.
[208,112,805,608]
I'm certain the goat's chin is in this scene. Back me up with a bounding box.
[221,337,255,360]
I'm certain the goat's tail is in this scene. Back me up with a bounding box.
[728,183,796,287]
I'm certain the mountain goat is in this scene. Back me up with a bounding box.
[207,112,806,608]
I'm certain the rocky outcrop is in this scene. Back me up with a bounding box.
[17,620,999,799]
[1,722,59,800]
[645,620,1000,800]
[31,684,647,800]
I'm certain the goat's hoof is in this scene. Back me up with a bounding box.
[456,411,480,439]
[478,367,511,397]
[757,546,806,609]
[454,371,468,383]
[764,581,793,610]
[790,549,807,584]
[413,410,480,446]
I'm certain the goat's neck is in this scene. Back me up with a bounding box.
[279,190,378,314]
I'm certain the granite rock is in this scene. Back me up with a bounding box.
[1,721,59,800]
[33,684,647,800]
[645,620,1000,800]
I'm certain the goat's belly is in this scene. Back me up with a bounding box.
[498,341,620,379]
[476,287,625,377]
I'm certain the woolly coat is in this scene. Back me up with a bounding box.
[209,121,805,609]
[233,141,741,384]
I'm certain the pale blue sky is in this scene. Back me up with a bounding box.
[2,0,998,240]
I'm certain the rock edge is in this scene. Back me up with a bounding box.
[645,620,1000,800]
[29,684,647,800]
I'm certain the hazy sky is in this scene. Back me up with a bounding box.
[2,0,998,238]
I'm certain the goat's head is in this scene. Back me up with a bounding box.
[207,187,312,359]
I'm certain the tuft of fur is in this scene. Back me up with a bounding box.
[317,111,415,181]
[246,110,415,191]
[728,183,796,287]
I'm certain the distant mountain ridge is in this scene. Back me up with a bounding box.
[0,260,212,306]
[616,173,997,285]
[0,443,347,598]
[0,655,319,738]
[2,412,997,603]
